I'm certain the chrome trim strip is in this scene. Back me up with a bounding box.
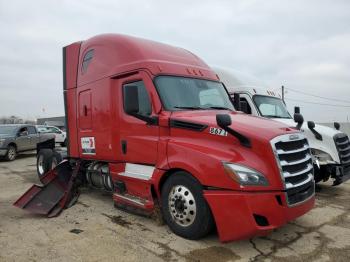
[276,144,309,154]
[341,152,350,158]
[271,134,306,143]
[283,164,313,178]
[342,159,350,164]
[280,154,311,166]
[336,140,349,146]
[286,174,313,189]
[339,146,350,152]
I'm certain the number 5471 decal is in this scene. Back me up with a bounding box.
[209,127,227,136]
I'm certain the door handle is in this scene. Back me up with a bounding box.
[121,140,127,154]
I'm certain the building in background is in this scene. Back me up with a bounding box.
[37,116,66,130]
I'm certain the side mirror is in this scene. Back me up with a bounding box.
[294,106,300,114]
[308,121,322,140]
[294,113,304,130]
[334,122,340,130]
[240,101,249,114]
[123,85,139,115]
[216,114,232,128]
[307,121,315,129]
[233,93,241,111]
[216,113,251,147]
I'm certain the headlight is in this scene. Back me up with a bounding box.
[223,162,269,186]
[311,149,333,163]
[0,138,5,145]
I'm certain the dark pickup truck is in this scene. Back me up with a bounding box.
[0,124,54,161]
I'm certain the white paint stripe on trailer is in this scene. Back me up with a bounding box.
[118,163,155,180]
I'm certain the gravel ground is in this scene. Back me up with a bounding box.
[0,153,349,262]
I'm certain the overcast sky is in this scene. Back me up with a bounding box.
[1,0,349,122]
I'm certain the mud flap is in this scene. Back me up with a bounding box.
[14,160,81,217]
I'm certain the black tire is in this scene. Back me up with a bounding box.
[161,172,214,240]
[37,149,53,179]
[5,145,17,161]
[37,149,63,180]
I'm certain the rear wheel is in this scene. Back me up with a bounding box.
[5,145,17,161]
[37,149,63,181]
[161,172,214,240]
[37,149,53,179]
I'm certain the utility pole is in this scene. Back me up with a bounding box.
[282,85,285,102]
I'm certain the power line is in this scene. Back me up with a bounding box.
[286,87,350,104]
[286,98,350,108]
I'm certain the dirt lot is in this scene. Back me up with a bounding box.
[0,153,349,262]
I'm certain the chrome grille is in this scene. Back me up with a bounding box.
[334,134,350,164]
[271,134,315,205]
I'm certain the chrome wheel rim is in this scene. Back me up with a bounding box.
[8,148,16,160]
[168,185,196,227]
[38,155,44,175]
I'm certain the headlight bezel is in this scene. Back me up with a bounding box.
[222,162,269,186]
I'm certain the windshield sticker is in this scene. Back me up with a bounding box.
[81,137,96,154]
[209,127,227,136]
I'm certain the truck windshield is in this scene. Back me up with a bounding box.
[0,126,17,135]
[154,76,234,111]
[253,95,291,119]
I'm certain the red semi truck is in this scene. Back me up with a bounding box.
[15,34,315,242]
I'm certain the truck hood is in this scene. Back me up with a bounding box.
[167,110,303,191]
[273,118,342,137]
[273,118,344,163]
[171,110,297,142]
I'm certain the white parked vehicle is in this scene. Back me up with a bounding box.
[36,125,67,147]
[214,67,350,186]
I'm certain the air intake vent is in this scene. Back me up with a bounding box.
[170,119,207,132]
[271,134,315,206]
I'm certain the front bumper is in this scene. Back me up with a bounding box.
[204,190,315,243]
[0,148,7,156]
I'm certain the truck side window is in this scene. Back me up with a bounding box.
[240,97,252,114]
[18,127,28,136]
[27,126,37,135]
[123,81,152,115]
[82,49,94,74]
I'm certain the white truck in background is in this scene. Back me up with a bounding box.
[214,67,350,186]
[36,125,67,147]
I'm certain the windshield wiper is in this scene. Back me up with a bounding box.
[174,106,204,110]
[206,106,232,110]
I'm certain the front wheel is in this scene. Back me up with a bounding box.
[161,172,214,240]
[5,145,17,161]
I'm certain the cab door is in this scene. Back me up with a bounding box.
[117,71,160,165]
[16,127,30,151]
[27,126,39,150]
